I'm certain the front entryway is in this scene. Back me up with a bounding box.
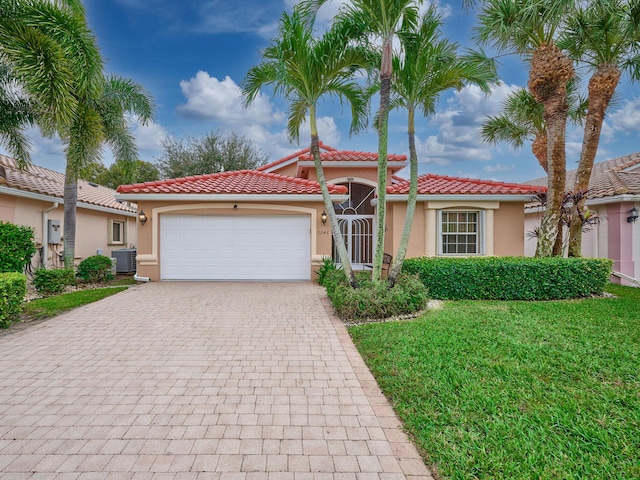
[160,214,310,280]
[332,182,376,269]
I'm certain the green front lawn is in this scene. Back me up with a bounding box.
[349,284,640,479]
[22,286,129,321]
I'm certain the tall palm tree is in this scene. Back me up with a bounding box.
[62,75,155,267]
[0,0,94,165]
[482,84,587,255]
[560,0,640,257]
[242,9,372,287]
[476,0,576,257]
[0,65,36,165]
[301,0,421,282]
[386,7,497,286]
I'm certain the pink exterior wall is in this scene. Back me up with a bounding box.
[608,202,638,285]
[525,201,639,286]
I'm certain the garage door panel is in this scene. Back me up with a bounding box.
[160,215,310,280]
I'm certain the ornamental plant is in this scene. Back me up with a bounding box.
[0,221,37,273]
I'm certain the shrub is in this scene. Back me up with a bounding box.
[326,271,428,321]
[0,221,37,273]
[0,272,27,328]
[33,268,76,296]
[316,256,338,286]
[402,256,613,300]
[77,255,114,283]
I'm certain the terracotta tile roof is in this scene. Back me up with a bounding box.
[0,154,136,212]
[526,152,640,199]
[256,142,337,171]
[117,169,348,195]
[388,173,545,195]
[298,151,407,163]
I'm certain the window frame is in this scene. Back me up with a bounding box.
[437,210,485,256]
[108,219,126,246]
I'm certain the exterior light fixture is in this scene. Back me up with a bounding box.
[138,210,147,225]
[321,211,328,225]
[627,206,639,223]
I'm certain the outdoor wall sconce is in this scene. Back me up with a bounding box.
[628,206,639,223]
[321,211,328,225]
[138,210,147,225]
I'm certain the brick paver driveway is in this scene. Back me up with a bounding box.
[0,282,433,479]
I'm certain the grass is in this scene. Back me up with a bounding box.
[349,284,640,480]
[22,287,128,321]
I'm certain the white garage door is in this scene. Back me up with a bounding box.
[160,215,310,280]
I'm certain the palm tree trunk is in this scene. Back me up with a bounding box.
[309,110,357,288]
[529,44,574,257]
[63,162,77,269]
[567,65,620,257]
[373,34,394,283]
[388,107,417,287]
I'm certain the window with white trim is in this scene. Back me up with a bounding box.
[108,219,125,245]
[438,210,484,255]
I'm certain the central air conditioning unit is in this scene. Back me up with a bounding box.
[111,248,137,273]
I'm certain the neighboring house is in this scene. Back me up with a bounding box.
[525,153,640,285]
[117,142,543,281]
[0,154,138,270]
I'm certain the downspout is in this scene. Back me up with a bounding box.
[133,272,150,282]
[42,202,59,268]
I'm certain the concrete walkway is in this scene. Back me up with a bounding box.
[0,282,434,479]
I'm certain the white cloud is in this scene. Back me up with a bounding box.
[131,120,169,153]
[484,163,515,173]
[413,82,522,167]
[177,71,284,125]
[608,97,640,133]
[174,70,346,162]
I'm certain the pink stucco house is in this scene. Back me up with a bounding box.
[117,143,543,281]
[525,153,640,286]
[0,154,138,270]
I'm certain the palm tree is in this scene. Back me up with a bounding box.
[63,75,155,267]
[386,7,497,286]
[476,0,576,257]
[242,9,372,287]
[482,84,587,255]
[0,0,94,165]
[0,65,36,165]
[301,0,421,282]
[560,0,640,257]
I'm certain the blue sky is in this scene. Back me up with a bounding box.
[9,0,640,183]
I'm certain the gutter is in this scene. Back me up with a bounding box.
[133,273,150,282]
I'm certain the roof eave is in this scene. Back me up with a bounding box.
[387,193,539,202]
[298,160,409,170]
[115,193,349,202]
[0,185,136,215]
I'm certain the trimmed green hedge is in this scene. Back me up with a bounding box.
[323,270,428,320]
[0,272,27,328]
[0,221,36,273]
[33,268,76,296]
[402,256,613,300]
[77,255,114,283]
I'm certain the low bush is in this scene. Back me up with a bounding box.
[325,270,428,320]
[0,221,37,273]
[0,272,27,328]
[316,256,338,286]
[77,255,114,283]
[402,256,613,300]
[33,268,76,296]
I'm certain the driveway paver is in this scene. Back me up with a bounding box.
[0,281,434,479]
